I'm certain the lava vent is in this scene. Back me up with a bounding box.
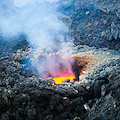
[37,53,93,84]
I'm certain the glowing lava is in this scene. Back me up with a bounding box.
[40,54,93,84]
[53,74,75,84]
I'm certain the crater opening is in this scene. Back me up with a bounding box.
[41,55,92,84]
[22,54,92,84]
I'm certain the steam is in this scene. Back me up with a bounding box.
[33,52,75,79]
[0,0,74,80]
[0,0,68,48]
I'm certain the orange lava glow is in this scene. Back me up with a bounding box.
[53,75,75,84]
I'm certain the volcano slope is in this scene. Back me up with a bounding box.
[0,42,120,120]
[0,0,120,120]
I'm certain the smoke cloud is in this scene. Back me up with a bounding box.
[0,0,74,80]
[0,0,68,48]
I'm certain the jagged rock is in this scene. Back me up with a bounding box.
[93,80,106,98]
[83,103,90,111]
[56,104,64,113]
[73,116,81,120]
[100,70,107,78]
[26,105,36,119]
[111,22,119,40]
[43,115,53,120]
[101,31,107,38]
[98,6,110,14]
[1,113,10,120]
[85,94,120,120]
[6,66,16,74]
[108,71,120,100]
[116,12,120,19]
[101,84,109,96]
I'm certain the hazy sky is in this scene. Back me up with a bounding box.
[14,0,60,7]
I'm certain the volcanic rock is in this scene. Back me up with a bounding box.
[0,43,120,120]
[101,84,109,97]
[93,80,106,98]
[73,116,81,120]
[85,94,120,120]
[0,0,120,120]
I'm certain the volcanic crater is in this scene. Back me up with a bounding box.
[35,54,93,84]
[0,0,120,120]
[0,42,120,120]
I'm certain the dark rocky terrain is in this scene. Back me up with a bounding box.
[58,0,120,50]
[0,0,120,120]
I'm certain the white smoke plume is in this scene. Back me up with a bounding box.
[0,0,74,80]
[0,0,68,48]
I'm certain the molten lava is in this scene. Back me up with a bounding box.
[53,74,75,84]
[36,53,93,84]
[52,56,93,84]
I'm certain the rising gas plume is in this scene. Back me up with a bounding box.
[0,0,68,48]
[0,0,74,83]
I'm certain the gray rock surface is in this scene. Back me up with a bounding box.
[0,0,120,120]
[0,43,119,120]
